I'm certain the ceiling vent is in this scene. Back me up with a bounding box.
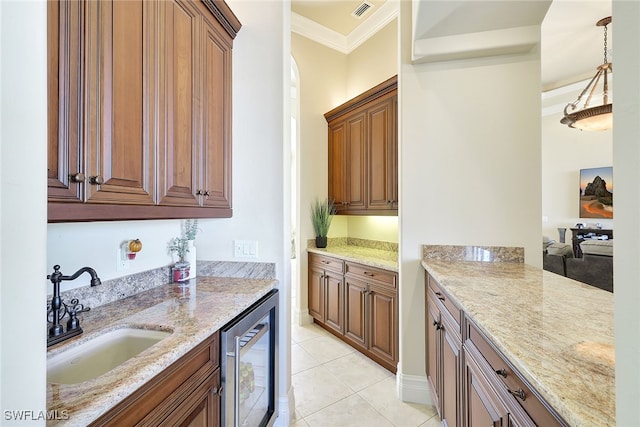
[351,1,374,19]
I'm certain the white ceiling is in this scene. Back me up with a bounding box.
[291,0,613,91]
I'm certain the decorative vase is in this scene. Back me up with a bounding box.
[315,236,327,248]
[185,240,197,279]
[172,261,190,283]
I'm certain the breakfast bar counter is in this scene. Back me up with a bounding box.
[46,277,277,426]
[422,247,614,426]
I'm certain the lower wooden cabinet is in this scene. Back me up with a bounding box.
[425,272,568,427]
[426,274,462,427]
[90,332,221,426]
[308,253,398,373]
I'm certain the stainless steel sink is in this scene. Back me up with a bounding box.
[47,327,171,384]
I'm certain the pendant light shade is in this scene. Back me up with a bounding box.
[561,17,612,131]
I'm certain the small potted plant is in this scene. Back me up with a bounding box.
[311,198,335,248]
[167,236,190,283]
[183,219,199,279]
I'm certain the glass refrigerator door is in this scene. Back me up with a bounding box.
[232,315,272,427]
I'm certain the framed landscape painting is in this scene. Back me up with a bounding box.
[579,166,613,219]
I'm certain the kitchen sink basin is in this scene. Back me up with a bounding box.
[47,327,172,384]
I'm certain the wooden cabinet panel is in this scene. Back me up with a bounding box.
[324,271,344,334]
[47,0,83,203]
[368,284,397,367]
[344,112,367,211]
[158,0,200,207]
[85,0,155,205]
[328,122,347,208]
[441,314,461,427]
[367,95,397,210]
[344,277,367,349]
[47,0,240,221]
[200,9,233,209]
[308,266,324,322]
[325,76,397,216]
[465,350,505,427]
[426,296,441,412]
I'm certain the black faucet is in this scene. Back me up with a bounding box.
[47,265,101,347]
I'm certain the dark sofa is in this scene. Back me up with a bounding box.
[544,239,613,293]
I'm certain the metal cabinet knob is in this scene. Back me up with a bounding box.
[69,173,85,183]
[508,388,526,401]
[89,175,104,185]
[495,369,507,378]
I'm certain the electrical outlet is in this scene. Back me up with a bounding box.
[117,246,130,271]
[234,240,258,259]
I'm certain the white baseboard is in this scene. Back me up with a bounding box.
[274,385,295,427]
[292,308,313,326]
[397,372,432,405]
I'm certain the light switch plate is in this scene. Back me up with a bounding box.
[234,240,258,259]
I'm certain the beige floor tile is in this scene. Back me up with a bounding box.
[297,335,354,364]
[419,415,442,427]
[291,343,322,374]
[291,411,310,427]
[292,364,353,417]
[322,352,392,392]
[358,377,437,427]
[304,394,394,427]
[291,322,328,344]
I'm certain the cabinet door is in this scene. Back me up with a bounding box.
[324,270,344,334]
[308,266,325,322]
[344,111,367,210]
[441,314,462,427]
[465,350,507,427]
[159,368,220,427]
[343,277,367,350]
[85,0,155,205]
[200,10,233,209]
[157,0,200,207]
[368,283,397,367]
[426,295,441,413]
[328,120,347,211]
[367,94,396,210]
[47,0,84,203]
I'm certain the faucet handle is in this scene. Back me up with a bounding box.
[47,265,62,282]
[66,299,90,331]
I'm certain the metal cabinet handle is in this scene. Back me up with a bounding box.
[321,260,330,264]
[212,386,224,396]
[196,189,203,196]
[508,388,526,401]
[69,173,85,183]
[204,190,210,197]
[495,369,507,378]
[363,271,374,277]
[89,175,104,185]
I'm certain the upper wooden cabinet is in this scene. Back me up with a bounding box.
[47,0,240,222]
[325,76,398,216]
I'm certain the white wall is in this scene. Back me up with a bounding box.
[1,0,48,423]
[398,1,542,402]
[541,91,612,241]
[612,1,640,423]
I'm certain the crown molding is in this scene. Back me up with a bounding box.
[291,1,398,54]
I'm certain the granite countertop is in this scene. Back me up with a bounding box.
[47,276,277,426]
[422,259,614,427]
[307,245,398,272]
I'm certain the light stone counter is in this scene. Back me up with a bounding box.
[47,276,277,426]
[307,245,398,272]
[422,258,614,427]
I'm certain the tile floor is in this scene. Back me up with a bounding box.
[290,321,440,427]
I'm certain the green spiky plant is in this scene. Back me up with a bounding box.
[311,198,335,238]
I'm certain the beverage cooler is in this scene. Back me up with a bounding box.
[220,289,278,427]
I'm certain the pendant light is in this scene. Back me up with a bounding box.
[561,17,612,131]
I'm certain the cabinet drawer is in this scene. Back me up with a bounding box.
[427,274,460,327]
[466,321,566,427]
[345,262,396,288]
[309,253,344,273]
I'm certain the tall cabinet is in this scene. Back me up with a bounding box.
[47,0,240,222]
[325,76,398,215]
